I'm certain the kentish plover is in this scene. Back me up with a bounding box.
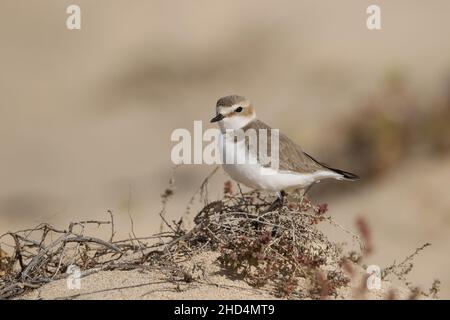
[210,95,359,208]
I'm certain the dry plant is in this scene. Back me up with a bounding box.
[0,218,162,299]
[0,167,437,299]
[381,242,441,299]
[182,191,355,298]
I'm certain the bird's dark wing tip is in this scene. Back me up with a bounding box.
[332,168,360,181]
[302,151,360,181]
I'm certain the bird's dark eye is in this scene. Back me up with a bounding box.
[235,106,243,113]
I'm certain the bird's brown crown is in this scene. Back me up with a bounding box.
[216,95,248,107]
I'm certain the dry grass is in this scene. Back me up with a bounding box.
[181,191,354,298]
[0,167,438,299]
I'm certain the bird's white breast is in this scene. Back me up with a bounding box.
[219,132,338,192]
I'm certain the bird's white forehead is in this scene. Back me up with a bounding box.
[217,104,239,114]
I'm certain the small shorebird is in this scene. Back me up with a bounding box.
[210,95,359,209]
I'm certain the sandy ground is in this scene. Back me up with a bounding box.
[20,252,412,300]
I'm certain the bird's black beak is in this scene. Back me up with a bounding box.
[210,113,225,123]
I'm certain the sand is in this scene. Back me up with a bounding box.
[19,252,412,300]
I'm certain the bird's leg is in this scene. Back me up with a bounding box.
[268,191,286,236]
[236,183,247,205]
[264,190,286,213]
[279,190,286,203]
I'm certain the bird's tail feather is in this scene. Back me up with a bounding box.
[328,167,360,181]
[303,151,360,181]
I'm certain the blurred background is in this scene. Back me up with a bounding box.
[1,0,449,297]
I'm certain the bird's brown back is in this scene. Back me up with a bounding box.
[241,120,327,174]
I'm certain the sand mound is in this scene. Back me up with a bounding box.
[19,251,410,300]
[1,180,429,300]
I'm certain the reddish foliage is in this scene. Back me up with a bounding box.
[316,203,329,215]
[223,181,234,195]
[356,216,373,255]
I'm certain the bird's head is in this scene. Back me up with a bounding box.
[210,95,256,131]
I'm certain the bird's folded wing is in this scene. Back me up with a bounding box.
[242,120,326,174]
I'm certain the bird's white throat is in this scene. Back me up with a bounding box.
[219,114,256,132]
